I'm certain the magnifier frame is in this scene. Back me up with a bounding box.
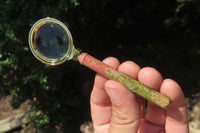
[28,17,75,65]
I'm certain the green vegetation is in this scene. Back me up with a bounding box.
[0,0,200,132]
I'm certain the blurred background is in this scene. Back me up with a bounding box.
[0,0,199,132]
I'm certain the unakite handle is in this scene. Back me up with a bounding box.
[78,53,170,109]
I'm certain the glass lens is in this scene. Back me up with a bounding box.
[35,23,69,59]
[29,18,75,65]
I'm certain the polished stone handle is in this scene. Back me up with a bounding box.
[78,53,170,109]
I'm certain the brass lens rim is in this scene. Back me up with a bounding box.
[28,17,74,65]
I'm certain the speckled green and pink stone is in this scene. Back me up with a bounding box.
[78,53,170,109]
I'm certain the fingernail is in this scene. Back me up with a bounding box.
[105,88,121,104]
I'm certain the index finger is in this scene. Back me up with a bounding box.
[90,57,120,128]
[91,57,120,106]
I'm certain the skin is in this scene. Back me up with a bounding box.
[90,57,189,133]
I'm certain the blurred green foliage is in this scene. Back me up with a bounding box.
[0,0,200,132]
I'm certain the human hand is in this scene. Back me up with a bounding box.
[90,57,189,133]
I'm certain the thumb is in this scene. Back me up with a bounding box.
[105,80,141,133]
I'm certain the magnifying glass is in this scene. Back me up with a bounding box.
[29,17,170,109]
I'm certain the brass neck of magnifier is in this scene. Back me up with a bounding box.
[71,48,81,61]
